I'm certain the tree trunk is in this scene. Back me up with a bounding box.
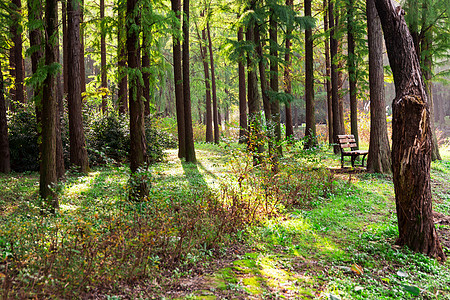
[207,22,219,144]
[80,0,86,98]
[0,61,11,173]
[40,0,59,211]
[142,32,151,116]
[284,0,294,142]
[255,26,271,125]
[269,7,282,160]
[63,1,68,95]
[347,0,359,148]
[198,14,213,143]
[375,0,445,261]
[324,0,333,145]
[329,0,342,153]
[11,0,26,105]
[100,0,107,114]
[304,0,316,149]
[117,0,127,113]
[366,0,391,174]
[238,25,247,144]
[55,8,65,180]
[171,0,185,158]
[182,0,196,162]
[67,0,89,173]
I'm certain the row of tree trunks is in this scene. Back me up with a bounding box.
[347,0,359,148]
[374,0,445,261]
[323,0,333,146]
[207,22,220,144]
[10,0,26,108]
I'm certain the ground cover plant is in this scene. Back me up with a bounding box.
[0,142,449,299]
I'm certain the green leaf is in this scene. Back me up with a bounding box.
[402,284,420,296]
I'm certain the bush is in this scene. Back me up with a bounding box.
[7,105,40,172]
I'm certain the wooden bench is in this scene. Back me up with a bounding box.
[338,135,368,168]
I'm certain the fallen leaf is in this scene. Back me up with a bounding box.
[351,263,364,275]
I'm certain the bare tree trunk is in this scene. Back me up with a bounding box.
[40,0,59,211]
[0,61,11,173]
[329,0,342,153]
[142,33,151,116]
[324,0,333,145]
[182,0,196,162]
[347,0,359,147]
[284,0,294,142]
[366,0,391,174]
[207,22,219,144]
[375,0,445,261]
[63,1,68,95]
[55,8,65,180]
[80,0,86,98]
[100,0,107,114]
[67,0,89,173]
[117,0,127,113]
[238,26,247,144]
[304,0,316,149]
[171,0,185,158]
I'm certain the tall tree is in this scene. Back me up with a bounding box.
[347,0,359,147]
[284,0,294,141]
[375,0,445,261]
[100,0,107,114]
[329,0,342,153]
[142,31,151,116]
[62,1,68,95]
[366,0,391,174]
[117,0,127,113]
[171,0,185,158]
[182,0,196,162]
[238,25,247,143]
[304,0,316,149]
[10,0,26,106]
[269,3,282,160]
[207,21,220,144]
[323,0,333,145]
[0,60,10,173]
[40,0,59,211]
[79,0,86,97]
[67,0,89,173]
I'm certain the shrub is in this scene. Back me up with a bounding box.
[7,105,40,172]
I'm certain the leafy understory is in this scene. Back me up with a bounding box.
[1,143,449,299]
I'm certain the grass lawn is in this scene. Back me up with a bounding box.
[1,142,449,299]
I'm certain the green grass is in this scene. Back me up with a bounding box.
[1,142,450,299]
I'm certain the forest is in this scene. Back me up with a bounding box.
[1,0,450,298]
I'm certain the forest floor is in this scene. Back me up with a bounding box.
[1,143,450,299]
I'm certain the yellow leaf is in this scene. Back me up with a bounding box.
[351,263,364,275]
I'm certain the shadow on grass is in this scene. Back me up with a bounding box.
[181,161,209,191]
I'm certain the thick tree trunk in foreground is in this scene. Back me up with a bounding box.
[40,0,59,211]
[238,26,247,144]
[207,22,220,144]
[375,0,445,261]
[67,0,89,173]
[182,0,196,162]
[0,61,11,173]
[171,0,185,158]
[366,0,391,174]
[304,0,316,149]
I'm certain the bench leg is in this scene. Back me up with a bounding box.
[351,155,357,167]
[341,155,344,168]
[361,154,367,167]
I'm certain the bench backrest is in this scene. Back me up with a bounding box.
[337,134,357,152]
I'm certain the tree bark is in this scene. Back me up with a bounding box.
[347,0,359,147]
[142,32,151,116]
[40,0,59,211]
[207,22,219,144]
[63,1,68,95]
[0,61,11,173]
[171,0,185,158]
[329,0,342,153]
[117,0,127,113]
[304,0,316,149]
[100,0,107,114]
[324,0,333,145]
[238,26,247,144]
[182,0,196,162]
[67,0,89,173]
[11,0,26,105]
[284,0,294,141]
[55,7,65,180]
[375,0,445,261]
[366,0,391,174]
[80,0,86,98]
